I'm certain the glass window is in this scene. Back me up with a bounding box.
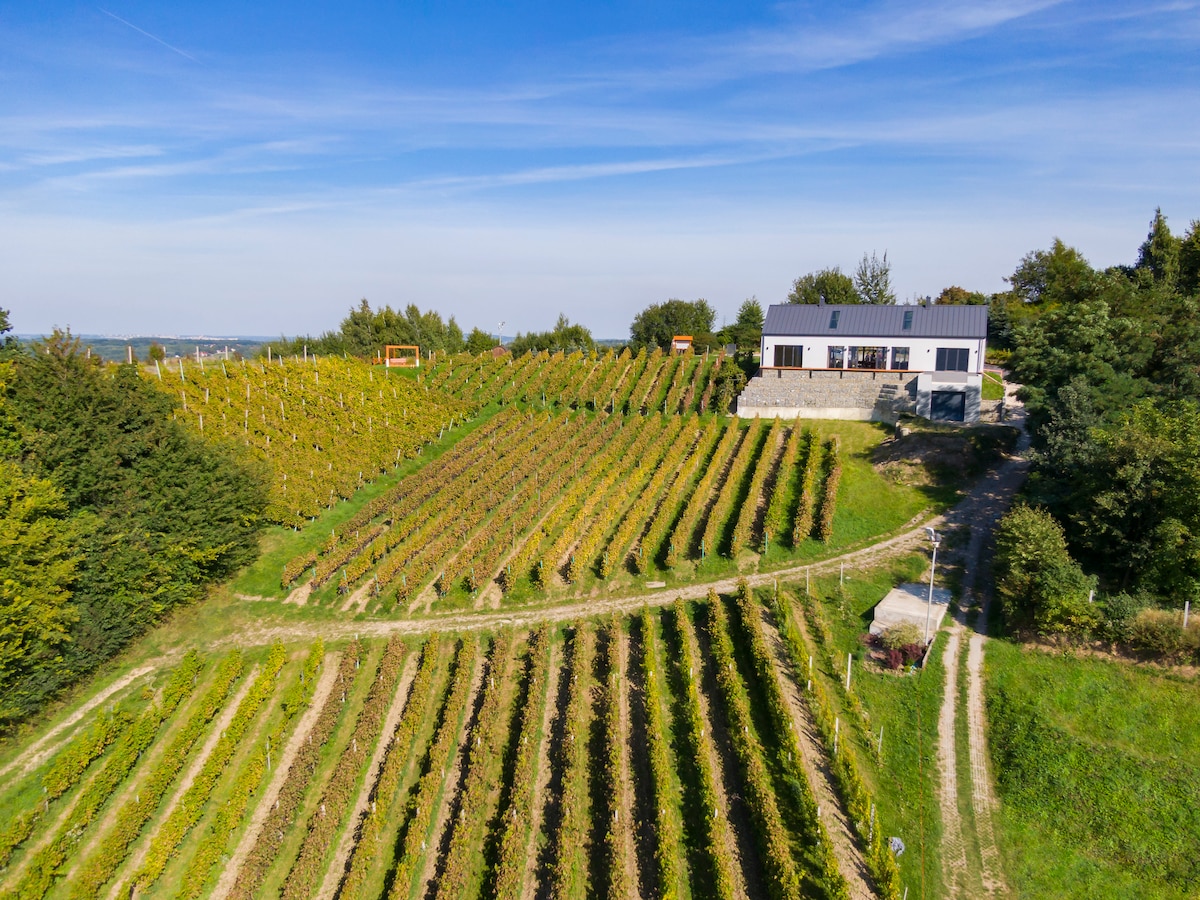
[828,346,845,368]
[935,347,969,371]
[829,310,840,328]
[848,347,885,369]
[892,347,910,370]
[773,344,803,368]
[903,309,913,330]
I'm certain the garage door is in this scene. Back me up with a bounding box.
[931,390,966,422]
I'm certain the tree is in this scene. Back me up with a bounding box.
[147,342,166,363]
[721,297,764,360]
[509,314,594,354]
[464,327,496,355]
[935,286,989,305]
[1006,239,1096,306]
[1178,219,1200,298]
[855,251,896,305]
[629,299,717,350]
[787,268,860,305]
[1135,207,1181,289]
[994,504,1097,635]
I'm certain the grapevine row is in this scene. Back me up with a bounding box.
[229,640,365,900]
[816,437,842,542]
[668,600,737,900]
[488,626,552,900]
[763,420,805,546]
[382,637,481,900]
[767,592,903,900]
[699,416,766,560]
[549,624,595,900]
[598,619,629,900]
[730,417,784,553]
[664,421,742,566]
[637,610,685,900]
[792,432,823,546]
[335,636,464,900]
[632,417,723,574]
[704,591,804,900]
[429,631,518,899]
[174,640,325,899]
[122,643,289,898]
[14,652,206,900]
[67,652,241,899]
[729,583,847,896]
[279,634,413,900]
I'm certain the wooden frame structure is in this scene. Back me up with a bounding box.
[378,344,421,367]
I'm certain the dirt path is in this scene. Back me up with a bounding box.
[0,665,158,788]
[759,610,874,900]
[209,513,938,654]
[104,665,260,900]
[314,651,420,900]
[210,652,342,900]
[935,629,969,897]
[934,377,1028,899]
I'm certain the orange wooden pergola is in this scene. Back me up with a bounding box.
[376,344,420,367]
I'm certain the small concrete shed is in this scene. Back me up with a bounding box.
[869,583,952,637]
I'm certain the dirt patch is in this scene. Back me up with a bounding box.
[284,584,312,606]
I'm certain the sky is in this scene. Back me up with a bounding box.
[2,1,1198,339]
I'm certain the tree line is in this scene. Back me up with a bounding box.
[0,320,266,730]
[992,209,1200,655]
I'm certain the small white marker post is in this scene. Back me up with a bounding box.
[845,653,852,692]
[834,717,839,754]
[877,725,884,756]
[1184,601,1191,630]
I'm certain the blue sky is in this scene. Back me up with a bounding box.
[2,1,1198,338]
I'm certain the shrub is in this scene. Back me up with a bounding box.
[1126,608,1200,661]
[880,623,922,651]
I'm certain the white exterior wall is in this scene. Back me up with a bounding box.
[760,334,986,373]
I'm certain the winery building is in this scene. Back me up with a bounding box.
[738,303,989,423]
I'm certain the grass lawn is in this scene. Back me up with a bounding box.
[985,639,1200,899]
[981,371,1004,402]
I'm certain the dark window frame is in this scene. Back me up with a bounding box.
[773,344,803,368]
[828,346,846,368]
[935,347,969,371]
[892,347,910,370]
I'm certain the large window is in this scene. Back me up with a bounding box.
[892,347,910,370]
[936,347,969,372]
[773,344,803,368]
[848,346,886,369]
[828,346,845,368]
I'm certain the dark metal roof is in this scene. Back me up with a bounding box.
[763,303,987,339]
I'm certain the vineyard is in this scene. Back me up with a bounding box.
[149,354,471,526]
[0,587,920,900]
[270,405,851,613]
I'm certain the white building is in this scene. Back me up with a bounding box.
[741,303,990,423]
